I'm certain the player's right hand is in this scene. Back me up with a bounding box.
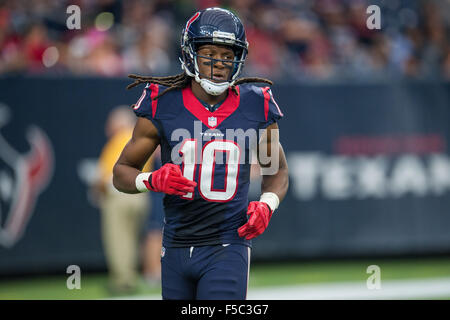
[144,163,197,196]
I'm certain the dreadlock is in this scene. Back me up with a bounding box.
[126,72,273,100]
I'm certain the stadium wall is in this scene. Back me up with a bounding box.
[0,77,449,274]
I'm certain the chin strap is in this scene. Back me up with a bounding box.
[197,76,231,96]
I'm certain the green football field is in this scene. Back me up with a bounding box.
[1,256,450,300]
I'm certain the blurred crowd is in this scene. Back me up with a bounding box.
[1,0,449,81]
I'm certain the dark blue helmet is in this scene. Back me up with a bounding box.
[180,8,249,95]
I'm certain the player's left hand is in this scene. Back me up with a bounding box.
[237,201,273,240]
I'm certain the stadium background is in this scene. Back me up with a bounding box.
[1,0,450,299]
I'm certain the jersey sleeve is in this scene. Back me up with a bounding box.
[261,87,284,128]
[131,83,160,120]
[131,83,164,138]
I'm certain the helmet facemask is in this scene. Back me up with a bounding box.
[181,32,248,96]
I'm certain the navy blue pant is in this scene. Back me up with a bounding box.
[161,244,250,300]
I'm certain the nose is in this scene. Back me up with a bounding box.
[214,56,234,71]
[211,56,226,69]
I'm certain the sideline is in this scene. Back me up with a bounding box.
[112,277,450,300]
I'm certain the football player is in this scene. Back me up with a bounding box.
[113,7,289,300]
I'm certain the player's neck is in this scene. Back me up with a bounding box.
[190,80,228,106]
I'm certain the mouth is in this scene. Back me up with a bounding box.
[212,73,226,81]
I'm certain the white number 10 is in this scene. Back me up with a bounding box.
[179,139,240,202]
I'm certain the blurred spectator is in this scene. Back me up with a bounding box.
[93,106,150,295]
[243,2,284,79]
[83,30,124,76]
[0,0,449,81]
[22,24,49,73]
[122,16,172,75]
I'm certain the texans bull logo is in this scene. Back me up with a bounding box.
[0,106,53,248]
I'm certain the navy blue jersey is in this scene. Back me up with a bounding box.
[133,83,283,248]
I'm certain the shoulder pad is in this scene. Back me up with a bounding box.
[132,83,182,120]
[237,83,283,127]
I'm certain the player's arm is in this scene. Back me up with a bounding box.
[113,117,160,193]
[238,122,289,240]
[112,117,196,195]
[259,122,289,201]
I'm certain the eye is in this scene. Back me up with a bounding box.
[223,52,234,60]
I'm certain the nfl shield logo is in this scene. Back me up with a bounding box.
[208,116,217,127]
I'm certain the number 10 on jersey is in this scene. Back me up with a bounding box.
[179,139,241,202]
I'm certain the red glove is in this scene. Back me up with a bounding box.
[238,201,273,240]
[144,163,197,196]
